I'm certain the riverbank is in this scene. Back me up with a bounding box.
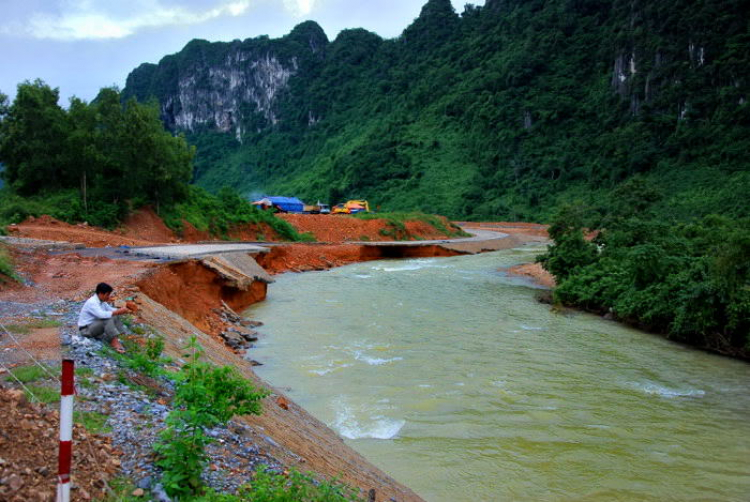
[0,216,549,500]
[246,247,750,502]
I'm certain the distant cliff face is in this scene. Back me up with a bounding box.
[165,51,297,139]
[123,21,328,140]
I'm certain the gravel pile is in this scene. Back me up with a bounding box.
[2,299,284,500]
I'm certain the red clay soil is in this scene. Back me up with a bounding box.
[8,215,158,248]
[0,250,153,303]
[278,214,461,242]
[123,207,283,243]
[0,386,122,502]
[9,209,285,248]
[255,244,464,275]
[135,260,268,336]
[119,207,177,242]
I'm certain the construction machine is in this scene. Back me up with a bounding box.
[331,200,371,214]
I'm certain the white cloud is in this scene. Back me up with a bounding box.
[16,0,254,40]
[283,0,316,17]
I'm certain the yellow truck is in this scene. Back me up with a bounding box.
[332,200,370,214]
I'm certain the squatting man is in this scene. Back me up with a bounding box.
[77,283,138,353]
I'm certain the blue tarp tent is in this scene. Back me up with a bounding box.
[252,196,304,213]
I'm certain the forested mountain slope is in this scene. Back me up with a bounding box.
[123,0,750,221]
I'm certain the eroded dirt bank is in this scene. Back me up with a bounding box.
[136,260,268,336]
[1,249,424,501]
[279,213,463,242]
[255,243,465,274]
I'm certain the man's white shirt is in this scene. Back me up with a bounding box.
[77,294,114,328]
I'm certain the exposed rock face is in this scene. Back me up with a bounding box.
[164,52,298,139]
[123,21,329,139]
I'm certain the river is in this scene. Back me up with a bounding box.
[245,247,750,501]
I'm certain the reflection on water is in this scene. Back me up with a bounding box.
[245,248,750,502]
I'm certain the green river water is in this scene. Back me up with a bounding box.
[245,247,750,501]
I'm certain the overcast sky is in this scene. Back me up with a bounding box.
[1,0,484,104]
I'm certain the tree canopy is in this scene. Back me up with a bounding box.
[0,80,194,225]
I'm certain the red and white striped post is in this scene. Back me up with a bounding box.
[57,359,75,502]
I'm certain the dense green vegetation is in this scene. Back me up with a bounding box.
[0,82,311,240]
[0,243,17,281]
[123,0,749,222]
[0,83,193,227]
[539,180,750,358]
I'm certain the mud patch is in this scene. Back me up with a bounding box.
[505,262,556,288]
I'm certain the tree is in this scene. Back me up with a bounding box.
[537,203,599,281]
[0,80,70,194]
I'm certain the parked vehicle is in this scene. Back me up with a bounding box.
[331,200,371,214]
[302,201,331,214]
[252,196,304,213]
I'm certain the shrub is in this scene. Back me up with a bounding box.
[154,337,269,499]
[191,466,361,501]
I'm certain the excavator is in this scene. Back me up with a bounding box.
[332,200,371,214]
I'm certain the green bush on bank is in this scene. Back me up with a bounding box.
[111,335,358,501]
[538,197,750,358]
[0,242,18,282]
[160,185,313,242]
[0,187,123,229]
[154,337,269,499]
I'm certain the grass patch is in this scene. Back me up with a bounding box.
[75,367,95,377]
[77,377,96,389]
[116,370,151,395]
[195,466,361,501]
[75,367,96,389]
[24,385,60,404]
[0,244,19,282]
[95,477,145,502]
[5,364,57,383]
[74,410,112,434]
[2,323,32,335]
[2,318,62,334]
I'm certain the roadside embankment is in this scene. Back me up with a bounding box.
[135,254,272,337]
[134,292,424,502]
[278,213,462,242]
